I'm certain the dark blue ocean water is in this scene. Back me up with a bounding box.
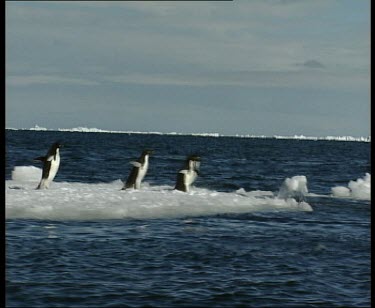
[6,130,371,307]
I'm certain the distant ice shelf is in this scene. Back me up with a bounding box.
[5,125,371,143]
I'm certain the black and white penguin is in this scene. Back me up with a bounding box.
[122,150,154,190]
[174,155,201,192]
[34,141,63,189]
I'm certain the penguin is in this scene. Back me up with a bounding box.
[34,141,63,189]
[122,150,154,190]
[174,155,201,192]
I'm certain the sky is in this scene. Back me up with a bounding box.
[6,0,370,136]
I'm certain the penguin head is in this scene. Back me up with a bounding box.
[186,155,201,171]
[49,141,63,153]
[142,149,154,156]
[52,141,63,148]
[187,155,200,161]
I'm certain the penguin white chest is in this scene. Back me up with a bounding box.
[137,162,148,181]
[135,156,149,188]
[38,150,60,189]
[184,170,197,191]
[48,153,60,182]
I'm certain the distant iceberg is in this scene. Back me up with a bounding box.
[58,126,118,133]
[5,126,371,143]
[273,134,371,142]
[30,125,48,131]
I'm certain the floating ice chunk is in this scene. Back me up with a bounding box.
[6,174,313,220]
[11,166,42,182]
[278,175,308,202]
[332,173,371,200]
[331,186,351,198]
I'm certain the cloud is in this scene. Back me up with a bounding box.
[7,75,99,86]
[5,1,370,136]
[6,1,369,77]
[296,60,326,69]
[103,67,368,91]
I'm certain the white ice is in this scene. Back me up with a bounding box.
[6,166,313,221]
[11,165,42,182]
[278,175,308,201]
[331,173,371,200]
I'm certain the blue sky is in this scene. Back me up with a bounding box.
[6,1,370,136]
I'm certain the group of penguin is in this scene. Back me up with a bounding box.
[33,141,201,193]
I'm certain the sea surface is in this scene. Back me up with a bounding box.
[6,130,371,307]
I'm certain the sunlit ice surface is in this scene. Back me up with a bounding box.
[6,166,312,221]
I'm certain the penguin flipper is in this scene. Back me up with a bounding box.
[33,156,46,162]
[130,161,142,168]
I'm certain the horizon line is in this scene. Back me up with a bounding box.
[5,125,371,143]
